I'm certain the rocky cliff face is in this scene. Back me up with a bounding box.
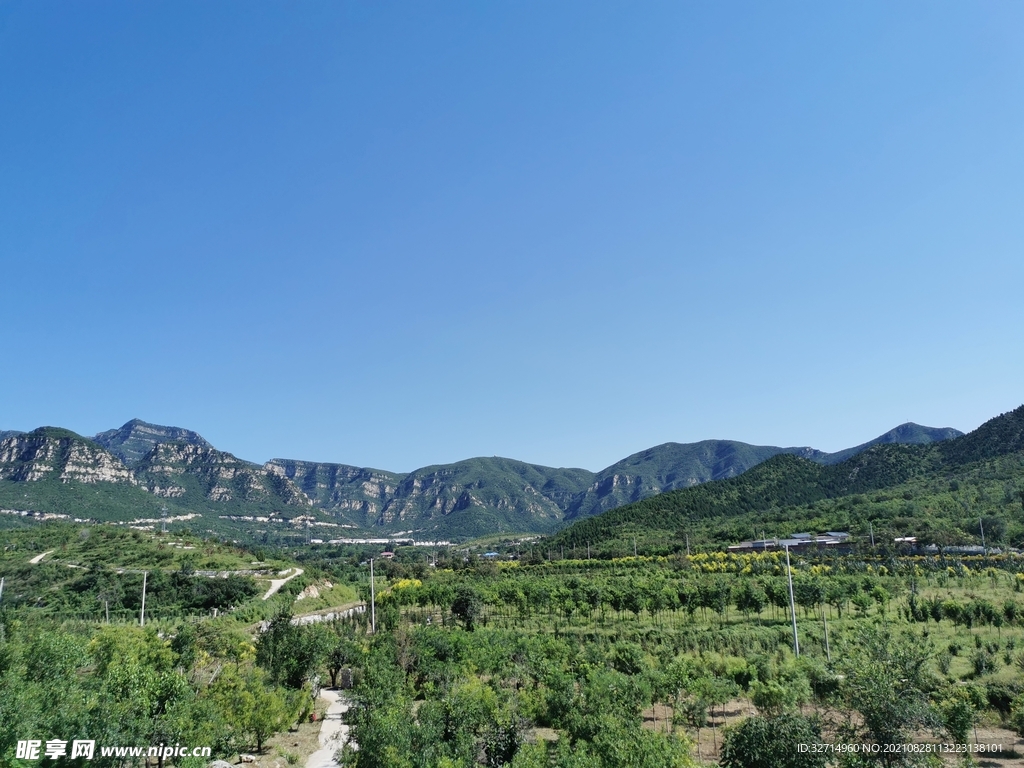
[94,419,213,466]
[0,429,138,485]
[137,443,311,506]
[265,459,402,525]
[265,456,592,532]
[0,418,966,539]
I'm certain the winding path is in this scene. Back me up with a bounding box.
[262,567,304,600]
[305,688,352,768]
[28,550,54,564]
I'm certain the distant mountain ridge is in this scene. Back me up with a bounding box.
[559,424,962,522]
[821,422,963,465]
[93,419,213,466]
[546,405,1024,554]
[266,456,594,537]
[0,417,963,540]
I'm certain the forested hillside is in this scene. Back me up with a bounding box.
[548,405,1024,556]
[0,417,963,542]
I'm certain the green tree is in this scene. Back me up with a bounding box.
[1009,692,1024,739]
[720,713,827,768]
[208,667,296,753]
[327,627,362,688]
[837,628,939,765]
[938,687,977,746]
[734,581,768,620]
[451,586,483,631]
[257,611,330,688]
[750,680,796,717]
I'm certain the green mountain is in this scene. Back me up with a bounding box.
[0,427,319,543]
[546,405,1024,555]
[0,426,138,485]
[0,417,966,542]
[559,424,961,522]
[820,422,963,465]
[93,418,212,465]
[562,441,793,522]
[267,456,594,538]
[134,441,311,508]
[0,427,180,524]
[263,459,404,525]
[939,405,1024,464]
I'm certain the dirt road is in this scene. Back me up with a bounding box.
[262,567,304,600]
[304,688,352,768]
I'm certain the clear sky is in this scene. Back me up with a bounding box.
[2,2,1022,472]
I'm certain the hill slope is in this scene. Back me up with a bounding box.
[267,456,594,538]
[562,441,802,521]
[559,424,961,522]
[0,428,317,539]
[820,423,963,465]
[93,418,213,466]
[547,406,1023,554]
[0,417,965,541]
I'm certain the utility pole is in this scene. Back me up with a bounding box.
[685,533,690,557]
[633,536,637,557]
[160,506,168,534]
[785,545,799,657]
[822,605,831,663]
[369,558,376,634]
[0,576,4,604]
[869,522,875,548]
[587,542,590,560]
[979,517,986,553]
[140,571,148,627]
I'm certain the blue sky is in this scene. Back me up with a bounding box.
[2,2,1022,472]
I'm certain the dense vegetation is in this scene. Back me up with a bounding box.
[0,416,966,543]
[546,406,1024,556]
[333,548,1024,767]
[0,522,370,768]
[0,526,292,621]
[3,406,1024,767]
[7,517,1024,767]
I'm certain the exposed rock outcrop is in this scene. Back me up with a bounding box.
[0,429,137,485]
[93,419,212,466]
[138,443,312,505]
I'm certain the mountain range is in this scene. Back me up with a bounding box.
[0,417,962,541]
[547,404,1024,555]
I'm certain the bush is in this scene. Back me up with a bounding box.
[721,714,826,768]
[984,681,1022,717]
[971,650,996,677]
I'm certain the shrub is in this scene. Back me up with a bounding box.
[720,714,826,768]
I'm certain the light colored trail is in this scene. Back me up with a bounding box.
[305,688,352,768]
[262,567,304,600]
[29,550,54,564]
